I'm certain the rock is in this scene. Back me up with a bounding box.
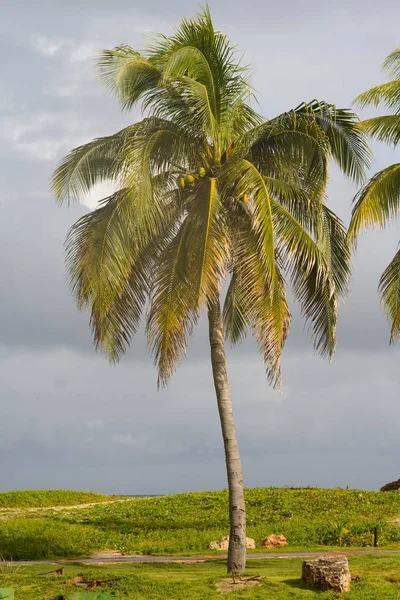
[209,535,256,550]
[260,534,288,549]
[302,556,351,592]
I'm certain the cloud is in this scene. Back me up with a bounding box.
[1,0,400,494]
[31,36,98,63]
[32,36,65,57]
[0,109,102,160]
[68,43,98,63]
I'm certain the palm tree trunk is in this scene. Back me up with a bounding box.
[208,295,246,575]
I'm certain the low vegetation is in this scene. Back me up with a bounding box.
[1,488,400,559]
[3,556,400,599]
[0,490,112,508]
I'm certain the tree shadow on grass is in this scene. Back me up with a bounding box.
[284,578,318,590]
[284,578,334,594]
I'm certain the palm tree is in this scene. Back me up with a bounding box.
[52,8,369,574]
[349,48,400,342]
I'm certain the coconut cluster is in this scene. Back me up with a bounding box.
[176,169,249,205]
[176,168,206,190]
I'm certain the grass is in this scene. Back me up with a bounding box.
[3,555,400,599]
[0,490,112,508]
[2,487,400,559]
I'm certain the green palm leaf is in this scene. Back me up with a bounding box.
[360,115,400,146]
[272,200,349,358]
[223,268,248,346]
[354,80,400,112]
[293,100,370,183]
[383,47,400,78]
[349,163,400,241]
[97,45,162,111]
[224,211,290,386]
[379,249,400,342]
[148,177,228,385]
[66,189,143,356]
[51,126,137,205]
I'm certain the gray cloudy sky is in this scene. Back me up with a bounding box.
[1,0,399,494]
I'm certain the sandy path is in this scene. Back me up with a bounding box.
[0,498,133,518]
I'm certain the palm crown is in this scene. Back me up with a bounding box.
[52,8,369,387]
[349,48,400,342]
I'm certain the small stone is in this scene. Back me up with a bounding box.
[260,534,288,549]
[302,556,351,592]
[209,535,256,550]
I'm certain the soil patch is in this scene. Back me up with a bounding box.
[217,576,265,593]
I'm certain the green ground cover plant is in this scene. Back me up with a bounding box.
[0,491,112,509]
[3,555,400,599]
[2,488,400,559]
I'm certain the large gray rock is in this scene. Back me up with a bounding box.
[302,556,351,592]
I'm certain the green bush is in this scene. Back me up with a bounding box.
[0,518,110,559]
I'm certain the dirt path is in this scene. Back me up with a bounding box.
[5,549,400,566]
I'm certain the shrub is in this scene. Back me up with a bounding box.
[380,479,400,492]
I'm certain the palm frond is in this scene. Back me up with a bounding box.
[294,100,370,183]
[161,45,218,117]
[245,113,330,196]
[383,47,400,78]
[360,115,400,146]
[225,211,290,387]
[119,118,204,234]
[147,6,252,135]
[220,158,276,282]
[272,200,348,358]
[51,126,138,205]
[379,248,400,342]
[320,205,351,297]
[348,163,400,242]
[147,177,228,386]
[223,268,248,346]
[179,76,219,139]
[146,219,198,387]
[66,189,145,356]
[354,80,400,113]
[97,45,162,111]
[185,178,229,304]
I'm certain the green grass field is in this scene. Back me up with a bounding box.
[1,488,400,560]
[0,490,112,508]
[3,555,400,599]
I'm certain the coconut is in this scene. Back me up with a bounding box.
[177,175,185,190]
[243,193,249,204]
[198,167,206,177]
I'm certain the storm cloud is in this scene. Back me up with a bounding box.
[0,0,399,494]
